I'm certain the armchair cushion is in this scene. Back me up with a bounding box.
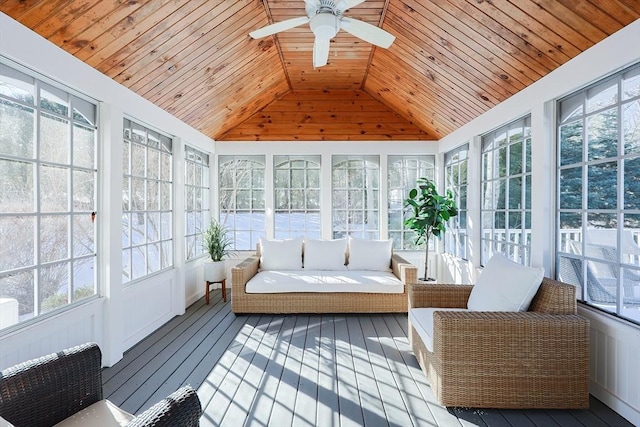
[54,400,133,427]
[467,253,544,311]
[408,307,468,352]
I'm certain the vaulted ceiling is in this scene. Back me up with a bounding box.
[2,0,639,141]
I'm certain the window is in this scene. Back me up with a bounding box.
[444,144,469,259]
[122,119,173,284]
[219,155,265,250]
[332,155,379,239]
[557,63,640,324]
[481,116,532,265]
[185,146,210,260]
[387,155,435,250]
[0,61,98,329]
[274,155,321,239]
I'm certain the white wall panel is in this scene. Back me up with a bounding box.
[0,299,104,370]
[579,305,640,426]
[438,254,474,285]
[122,270,176,351]
[185,260,205,307]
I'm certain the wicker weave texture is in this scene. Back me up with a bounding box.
[529,277,577,314]
[231,253,417,313]
[0,342,103,427]
[408,278,590,409]
[127,386,202,427]
[0,343,203,427]
[409,283,473,308]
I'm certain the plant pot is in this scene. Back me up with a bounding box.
[204,260,226,282]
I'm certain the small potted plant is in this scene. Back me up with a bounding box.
[404,177,457,281]
[203,219,233,282]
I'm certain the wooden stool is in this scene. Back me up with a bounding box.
[205,279,226,304]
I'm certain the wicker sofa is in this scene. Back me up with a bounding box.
[0,343,202,427]
[231,237,418,314]
[408,277,590,409]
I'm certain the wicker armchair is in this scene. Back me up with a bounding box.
[0,343,202,427]
[408,277,590,409]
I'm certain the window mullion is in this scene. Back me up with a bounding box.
[557,62,640,323]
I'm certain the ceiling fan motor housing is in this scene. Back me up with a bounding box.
[310,13,339,39]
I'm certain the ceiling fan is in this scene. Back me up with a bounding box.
[249,0,396,68]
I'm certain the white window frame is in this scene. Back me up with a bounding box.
[273,155,321,239]
[444,144,469,259]
[556,62,640,324]
[481,116,532,266]
[0,59,98,330]
[332,155,380,239]
[219,155,265,250]
[387,155,435,250]
[122,118,173,284]
[184,145,210,261]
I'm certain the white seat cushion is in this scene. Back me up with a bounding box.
[246,270,404,294]
[467,253,544,312]
[53,400,133,427]
[0,414,15,427]
[409,307,469,352]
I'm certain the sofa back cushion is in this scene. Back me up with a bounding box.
[467,253,544,312]
[347,237,392,271]
[303,238,347,270]
[259,237,303,270]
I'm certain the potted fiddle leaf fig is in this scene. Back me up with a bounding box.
[203,219,233,282]
[404,177,458,281]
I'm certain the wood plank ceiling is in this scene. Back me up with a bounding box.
[1,0,638,142]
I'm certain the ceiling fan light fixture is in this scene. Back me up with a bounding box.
[310,13,339,39]
[250,0,394,68]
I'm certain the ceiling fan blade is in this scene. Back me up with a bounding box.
[249,16,310,39]
[343,0,367,9]
[340,17,395,48]
[304,0,321,17]
[313,37,330,68]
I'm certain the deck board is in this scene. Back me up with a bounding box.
[337,315,367,427]
[269,314,309,426]
[243,314,298,426]
[200,314,262,427]
[371,314,438,427]
[292,315,320,427]
[358,315,416,426]
[345,315,390,427]
[102,295,635,427]
[316,315,341,427]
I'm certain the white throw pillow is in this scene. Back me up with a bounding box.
[467,253,545,312]
[259,237,303,270]
[303,238,347,270]
[347,237,392,271]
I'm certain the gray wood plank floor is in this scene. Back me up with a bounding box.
[102,292,634,427]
